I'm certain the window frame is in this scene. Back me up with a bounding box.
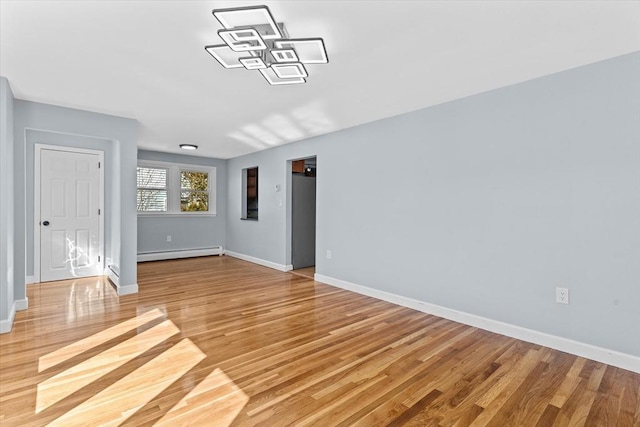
[241,166,259,220]
[137,160,216,217]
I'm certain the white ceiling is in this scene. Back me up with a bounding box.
[1,1,639,159]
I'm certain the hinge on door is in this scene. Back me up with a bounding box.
[98,162,101,168]
[98,256,101,262]
[98,209,101,215]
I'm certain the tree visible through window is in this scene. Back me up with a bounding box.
[181,171,209,212]
[137,162,216,215]
[137,167,168,212]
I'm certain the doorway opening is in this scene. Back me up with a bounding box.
[290,157,316,278]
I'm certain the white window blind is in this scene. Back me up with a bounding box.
[137,167,168,212]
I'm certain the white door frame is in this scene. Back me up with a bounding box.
[34,144,105,283]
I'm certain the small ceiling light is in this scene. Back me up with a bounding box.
[218,28,267,52]
[271,49,298,63]
[271,63,308,79]
[259,67,305,85]
[204,45,248,69]
[273,39,328,64]
[180,144,198,150]
[240,57,267,70]
[206,5,328,85]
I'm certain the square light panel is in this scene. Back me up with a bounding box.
[271,49,298,63]
[219,28,266,52]
[274,38,328,64]
[259,68,305,85]
[240,57,267,70]
[208,6,327,85]
[271,63,308,79]
[213,6,282,40]
[204,44,252,69]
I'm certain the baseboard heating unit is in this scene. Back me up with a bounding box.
[137,246,224,262]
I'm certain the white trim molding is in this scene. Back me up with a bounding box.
[105,266,138,296]
[137,159,217,216]
[116,283,139,296]
[15,298,28,311]
[315,274,640,374]
[0,299,30,334]
[137,247,223,262]
[0,302,16,333]
[225,250,293,272]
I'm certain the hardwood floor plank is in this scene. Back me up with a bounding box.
[386,389,443,426]
[36,308,166,373]
[47,338,205,427]
[549,356,587,408]
[500,351,576,426]
[154,367,249,426]
[535,404,560,426]
[36,318,179,413]
[0,256,638,426]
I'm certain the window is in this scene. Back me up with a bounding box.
[137,161,216,215]
[242,167,258,220]
[137,167,168,212]
[180,170,209,212]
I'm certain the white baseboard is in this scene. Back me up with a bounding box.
[0,302,16,334]
[15,298,28,311]
[315,274,640,374]
[26,276,36,285]
[106,265,119,287]
[104,265,138,295]
[137,247,223,262]
[225,250,292,272]
[116,283,139,296]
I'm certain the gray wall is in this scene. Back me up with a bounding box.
[14,100,138,289]
[137,150,227,253]
[0,77,15,324]
[226,52,640,357]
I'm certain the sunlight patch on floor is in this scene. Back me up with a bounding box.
[36,319,179,413]
[35,309,250,425]
[46,339,205,427]
[38,308,165,372]
[155,368,250,426]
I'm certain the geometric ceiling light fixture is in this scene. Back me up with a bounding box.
[205,5,328,85]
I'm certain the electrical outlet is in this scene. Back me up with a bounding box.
[556,287,569,304]
[326,250,332,260]
[166,235,172,242]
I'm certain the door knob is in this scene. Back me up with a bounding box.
[42,221,50,226]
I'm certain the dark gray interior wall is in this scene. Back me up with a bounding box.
[226,52,640,357]
[292,174,316,269]
[137,150,227,253]
[0,77,15,323]
[14,100,138,288]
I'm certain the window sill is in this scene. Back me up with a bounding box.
[138,213,217,218]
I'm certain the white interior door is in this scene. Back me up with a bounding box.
[39,148,102,282]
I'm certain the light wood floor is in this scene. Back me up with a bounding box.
[1,256,638,426]
[291,266,315,279]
